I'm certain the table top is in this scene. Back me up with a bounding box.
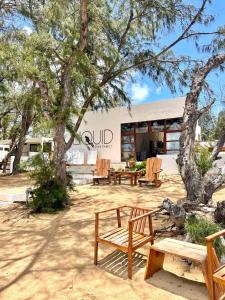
[111,170,140,175]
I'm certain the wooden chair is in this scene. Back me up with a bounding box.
[206,229,225,300]
[138,157,162,187]
[94,206,157,279]
[92,159,111,185]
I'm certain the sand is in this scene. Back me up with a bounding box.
[0,173,224,300]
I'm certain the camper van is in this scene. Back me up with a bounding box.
[0,145,9,160]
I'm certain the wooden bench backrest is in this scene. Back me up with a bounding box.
[146,157,162,181]
[129,207,150,234]
[206,231,225,299]
[95,159,110,177]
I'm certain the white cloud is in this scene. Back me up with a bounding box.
[155,87,162,95]
[23,26,33,35]
[131,83,150,103]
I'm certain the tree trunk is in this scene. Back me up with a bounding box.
[12,101,32,173]
[177,53,225,204]
[53,122,67,186]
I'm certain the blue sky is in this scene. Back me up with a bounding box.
[126,0,225,110]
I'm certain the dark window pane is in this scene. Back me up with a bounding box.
[121,123,135,133]
[43,142,52,153]
[166,118,182,130]
[30,144,39,152]
[122,144,135,151]
[121,135,134,143]
[136,121,148,133]
[151,120,164,131]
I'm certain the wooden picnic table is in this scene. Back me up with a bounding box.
[111,170,141,186]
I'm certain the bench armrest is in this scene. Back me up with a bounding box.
[95,206,126,215]
[205,229,225,242]
[95,207,124,237]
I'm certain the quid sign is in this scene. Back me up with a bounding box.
[75,129,113,148]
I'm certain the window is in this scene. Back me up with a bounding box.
[151,120,164,131]
[167,141,180,151]
[121,123,136,161]
[136,122,148,133]
[166,132,181,141]
[121,135,134,143]
[121,152,134,161]
[166,118,182,130]
[43,142,52,153]
[30,144,39,152]
[122,144,135,151]
[121,123,135,133]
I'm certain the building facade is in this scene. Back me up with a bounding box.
[70,97,199,166]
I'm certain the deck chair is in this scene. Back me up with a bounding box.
[92,158,111,185]
[206,229,225,300]
[138,157,162,187]
[94,206,156,279]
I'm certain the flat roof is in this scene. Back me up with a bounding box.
[82,97,186,125]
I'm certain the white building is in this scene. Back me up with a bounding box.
[69,97,199,173]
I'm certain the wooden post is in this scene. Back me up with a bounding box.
[148,215,154,245]
[128,221,133,279]
[116,208,121,227]
[206,240,216,300]
[94,212,99,265]
[145,249,165,279]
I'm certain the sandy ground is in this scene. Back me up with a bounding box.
[0,174,224,300]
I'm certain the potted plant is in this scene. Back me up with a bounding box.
[128,156,136,168]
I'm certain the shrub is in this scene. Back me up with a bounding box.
[185,216,225,259]
[30,179,67,213]
[130,160,146,172]
[194,147,214,176]
[27,153,74,213]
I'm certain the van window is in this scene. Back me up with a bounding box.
[30,144,39,152]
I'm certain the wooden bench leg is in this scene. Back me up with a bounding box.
[94,240,98,265]
[128,249,132,279]
[144,249,165,280]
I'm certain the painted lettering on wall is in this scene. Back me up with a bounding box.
[74,129,113,148]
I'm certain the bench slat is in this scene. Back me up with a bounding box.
[151,238,207,263]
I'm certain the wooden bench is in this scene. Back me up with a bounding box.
[145,238,211,294]
[206,229,225,300]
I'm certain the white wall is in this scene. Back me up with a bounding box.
[69,97,186,163]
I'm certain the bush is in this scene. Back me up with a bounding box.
[30,179,67,213]
[185,216,225,259]
[27,153,73,213]
[130,160,146,172]
[194,147,214,176]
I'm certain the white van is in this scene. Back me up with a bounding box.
[0,145,9,160]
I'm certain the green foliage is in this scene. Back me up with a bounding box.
[185,216,225,259]
[129,161,146,173]
[30,179,67,213]
[27,153,74,213]
[194,147,214,176]
[199,110,225,142]
[199,110,216,141]
[212,111,225,140]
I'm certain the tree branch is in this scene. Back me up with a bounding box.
[78,0,88,51]
[106,0,212,80]
[210,129,225,161]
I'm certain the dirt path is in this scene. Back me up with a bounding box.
[0,174,224,300]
